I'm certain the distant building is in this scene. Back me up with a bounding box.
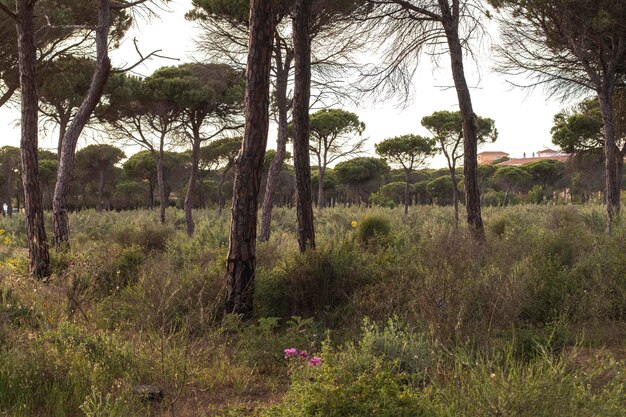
[497,148,570,166]
[497,155,570,166]
[477,151,509,165]
[537,148,560,158]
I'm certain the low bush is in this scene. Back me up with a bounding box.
[256,240,375,320]
[262,320,431,417]
[354,214,391,246]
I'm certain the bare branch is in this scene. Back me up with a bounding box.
[110,0,149,10]
[112,38,179,73]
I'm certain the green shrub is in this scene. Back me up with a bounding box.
[262,321,432,417]
[355,214,391,245]
[112,220,174,252]
[223,315,322,375]
[256,241,374,320]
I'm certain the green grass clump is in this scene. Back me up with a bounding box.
[355,214,392,245]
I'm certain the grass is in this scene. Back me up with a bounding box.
[0,204,625,416]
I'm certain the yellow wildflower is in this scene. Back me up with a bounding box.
[351,220,358,228]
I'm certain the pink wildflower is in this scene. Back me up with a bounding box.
[300,351,309,358]
[307,356,322,367]
[284,348,298,358]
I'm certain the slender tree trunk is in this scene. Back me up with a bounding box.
[16,0,50,278]
[450,166,459,228]
[184,133,201,236]
[53,0,112,248]
[57,114,69,161]
[259,44,292,242]
[156,152,166,224]
[148,177,155,209]
[598,91,620,232]
[292,0,316,252]
[404,169,410,215]
[0,84,17,108]
[441,8,484,242]
[225,0,273,317]
[318,166,326,209]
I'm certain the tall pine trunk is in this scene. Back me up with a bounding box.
[53,0,112,247]
[259,43,292,242]
[184,129,201,236]
[404,169,410,215]
[598,90,620,232]
[292,0,316,252]
[225,0,273,317]
[16,0,50,278]
[442,6,484,241]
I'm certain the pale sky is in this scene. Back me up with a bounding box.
[0,0,569,168]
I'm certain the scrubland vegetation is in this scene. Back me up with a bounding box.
[1,205,625,416]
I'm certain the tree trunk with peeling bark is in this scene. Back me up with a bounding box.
[292,0,316,252]
[225,0,273,317]
[53,0,112,248]
[15,0,51,278]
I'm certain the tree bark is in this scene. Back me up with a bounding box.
[184,129,201,236]
[598,90,620,232]
[292,0,316,252]
[225,0,273,317]
[259,41,292,242]
[441,3,484,242]
[16,0,51,278]
[53,0,112,248]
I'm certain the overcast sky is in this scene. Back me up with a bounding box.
[0,0,571,168]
